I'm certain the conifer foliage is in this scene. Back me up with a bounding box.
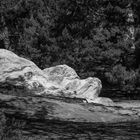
[0,0,140,89]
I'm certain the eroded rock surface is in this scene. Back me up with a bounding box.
[0,49,140,124]
[43,65,106,103]
[0,49,112,105]
[0,93,140,123]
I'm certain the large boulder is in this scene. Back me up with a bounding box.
[0,49,49,94]
[43,65,113,105]
[43,65,103,98]
[0,49,113,105]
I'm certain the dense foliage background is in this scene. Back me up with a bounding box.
[0,0,140,90]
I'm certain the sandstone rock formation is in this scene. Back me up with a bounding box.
[0,49,140,124]
[43,65,113,106]
[0,49,112,105]
[0,49,47,94]
[0,93,140,123]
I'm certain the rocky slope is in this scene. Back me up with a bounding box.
[0,49,113,105]
[0,92,140,123]
[0,49,140,125]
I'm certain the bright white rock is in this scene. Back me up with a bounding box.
[0,49,114,106]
